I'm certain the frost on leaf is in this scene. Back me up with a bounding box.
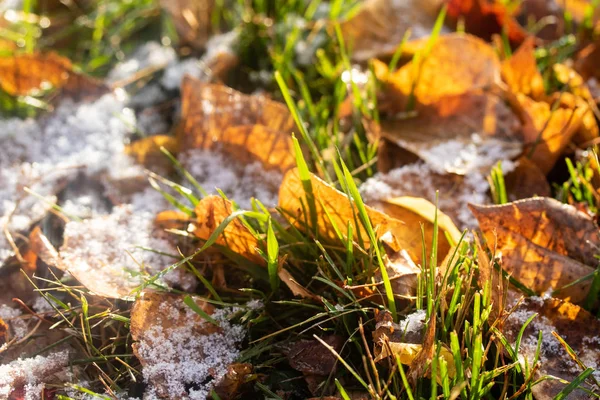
[130,291,247,400]
[0,52,106,99]
[179,77,295,173]
[377,90,523,175]
[339,0,445,62]
[470,198,600,303]
[504,296,600,399]
[0,351,70,400]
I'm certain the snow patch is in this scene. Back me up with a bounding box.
[180,149,283,208]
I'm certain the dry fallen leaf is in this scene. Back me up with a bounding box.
[339,0,444,62]
[375,34,501,107]
[130,291,227,399]
[378,91,523,174]
[504,296,600,400]
[125,135,179,170]
[504,156,551,201]
[551,64,599,145]
[179,77,296,173]
[501,37,545,100]
[370,196,462,263]
[279,168,431,263]
[0,52,106,99]
[470,198,600,303]
[192,195,265,266]
[446,0,527,45]
[159,0,215,51]
[515,93,584,174]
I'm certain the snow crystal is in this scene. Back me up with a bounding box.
[360,163,489,228]
[399,309,426,336]
[0,351,70,400]
[414,134,522,175]
[0,92,137,264]
[136,304,247,399]
[60,203,194,297]
[180,149,283,208]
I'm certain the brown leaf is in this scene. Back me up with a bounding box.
[469,198,600,303]
[278,168,426,263]
[375,34,501,107]
[446,0,527,45]
[501,37,545,100]
[378,91,523,174]
[192,195,265,265]
[339,0,444,62]
[179,77,295,173]
[125,135,179,170]
[213,363,254,400]
[504,296,600,399]
[0,52,106,99]
[28,226,63,270]
[287,335,343,376]
[515,93,584,174]
[504,156,551,201]
[159,0,215,51]
[130,291,222,399]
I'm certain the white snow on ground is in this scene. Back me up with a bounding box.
[414,135,520,175]
[0,93,139,264]
[180,149,283,208]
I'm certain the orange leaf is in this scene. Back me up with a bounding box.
[376,34,501,107]
[125,135,179,169]
[179,77,296,173]
[0,52,106,98]
[279,168,433,263]
[192,195,265,266]
[501,37,545,100]
[469,198,600,303]
[516,93,584,174]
